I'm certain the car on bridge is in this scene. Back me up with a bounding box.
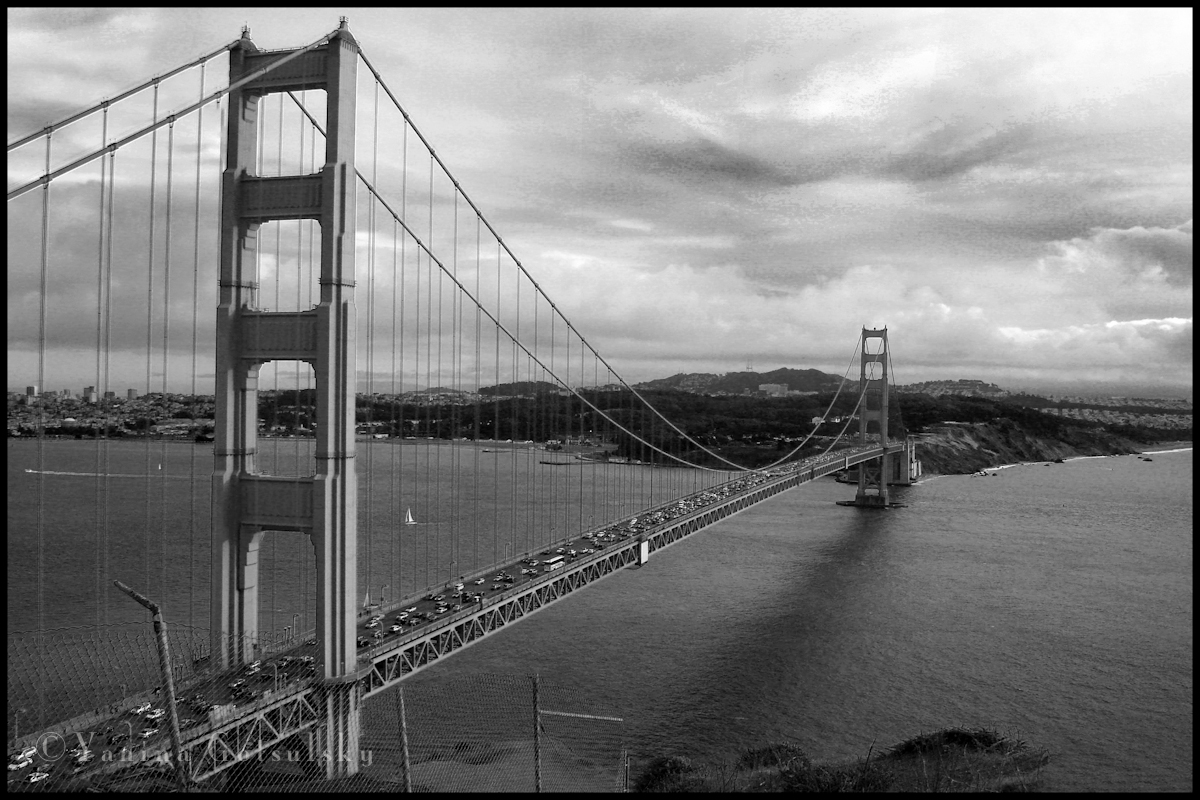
[12,746,37,762]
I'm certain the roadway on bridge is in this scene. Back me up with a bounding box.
[7,444,888,788]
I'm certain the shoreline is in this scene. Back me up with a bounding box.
[922,443,1191,479]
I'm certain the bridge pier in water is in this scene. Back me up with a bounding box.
[211,19,364,778]
[854,327,891,508]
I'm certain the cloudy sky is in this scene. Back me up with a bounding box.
[7,7,1193,398]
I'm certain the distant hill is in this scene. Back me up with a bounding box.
[897,379,1009,398]
[634,368,845,395]
[478,380,563,397]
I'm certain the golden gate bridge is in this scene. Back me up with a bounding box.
[7,20,919,788]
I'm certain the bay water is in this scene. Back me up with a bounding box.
[5,439,1191,790]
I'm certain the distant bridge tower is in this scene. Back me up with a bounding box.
[855,327,890,507]
[211,19,362,776]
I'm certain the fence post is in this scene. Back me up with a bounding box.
[396,686,412,793]
[532,673,542,793]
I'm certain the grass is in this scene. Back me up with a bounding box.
[632,727,1050,792]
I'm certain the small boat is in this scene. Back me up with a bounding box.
[404,508,417,525]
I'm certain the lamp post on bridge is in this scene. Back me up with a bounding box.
[504,542,511,563]
[380,584,389,610]
[449,560,457,584]
[292,613,300,642]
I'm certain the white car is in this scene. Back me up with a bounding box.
[27,771,49,783]
[145,708,166,721]
[133,702,152,715]
[365,620,380,628]
[390,625,402,633]
[404,607,417,613]
[8,759,32,772]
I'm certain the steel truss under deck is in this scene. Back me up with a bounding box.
[79,444,902,785]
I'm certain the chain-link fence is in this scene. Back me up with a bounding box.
[7,622,625,793]
[357,674,626,793]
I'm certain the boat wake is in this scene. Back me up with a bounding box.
[23,469,191,479]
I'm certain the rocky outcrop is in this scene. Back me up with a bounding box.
[913,419,1146,475]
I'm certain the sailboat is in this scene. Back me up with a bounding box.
[404,508,417,525]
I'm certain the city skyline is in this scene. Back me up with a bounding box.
[7,8,1193,399]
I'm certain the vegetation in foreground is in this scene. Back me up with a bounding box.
[633,727,1051,792]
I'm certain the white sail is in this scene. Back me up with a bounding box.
[404,508,417,525]
[363,591,370,608]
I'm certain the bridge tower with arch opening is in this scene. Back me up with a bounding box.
[855,327,891,507]
[210,19,363,777]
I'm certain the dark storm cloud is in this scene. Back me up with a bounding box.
[876,121,1036,183]
[624,138,808,189]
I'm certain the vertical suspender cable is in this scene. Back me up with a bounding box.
[431,154,443,583]
[474,214,481,573]
[101,145,116,628]
[416,247,425,588]
[145,81,159,597]
[391,214,399,600]
[188,60,205,636]
[94,107,107,632]
[532,288,539,546]
[366,79,379,610]
[425,160,435,585]
[35,127,52,719]
[398,118,408,596]
[451,189,460,572]
[511,260,519,555]
[161,115,175,619]
[493,241,501,565]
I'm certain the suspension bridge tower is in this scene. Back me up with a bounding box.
[854,327,891,507]
[211,19,363,776]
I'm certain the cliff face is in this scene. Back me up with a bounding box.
[913,419,1146,475]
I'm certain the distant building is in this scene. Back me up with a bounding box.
[84,386,98,403]
[127,388,138,401]
[103,390,116,401]
[758,383,788,397]
[26,385,37,397]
